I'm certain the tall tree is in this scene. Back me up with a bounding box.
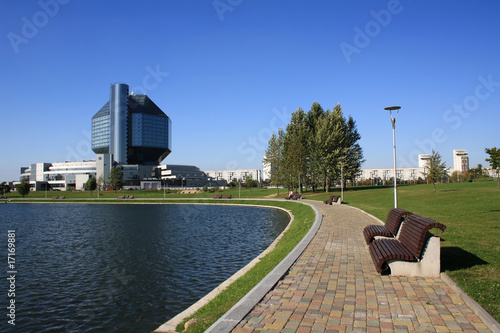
[423,150,449,192]
[108,166,123,194]
[16,178,30,197]
[284,108,309,192]
[485,147,500,188]
[264,128,285,195]
[341,115,364,185]
[86,176,97,196]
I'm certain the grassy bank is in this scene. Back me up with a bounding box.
[174,200,314,332]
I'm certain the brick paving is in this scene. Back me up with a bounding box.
[232,200,492,333]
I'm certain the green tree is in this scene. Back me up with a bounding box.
[0,182,11,196]
[265,101,364,194]
[341,116,364,185]
[264,128,285,196]
[86,176,97,196]
[108,166,123,194]
[283,108,309,192]
[423,150,449,192]
[16,178,30,197]
[485,147,500,188]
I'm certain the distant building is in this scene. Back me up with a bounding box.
[356,167,427,184]
[453,149,469,173]
[205,169,262,184]
[20,161,96,191]
[92,83,172,181]
[159,165,226,188]
[418,154,431,168]
[262,155,271,181]
[19,83,173,191]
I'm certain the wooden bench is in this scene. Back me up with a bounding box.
[369,214,446,277]
[213,194,222,199]
[117,195,125,199]
[223,194,232,199]
[291,193,302,200]
[323,195,340,205]
[363,208,411,245]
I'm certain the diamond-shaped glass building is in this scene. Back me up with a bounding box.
[92,83,172,165]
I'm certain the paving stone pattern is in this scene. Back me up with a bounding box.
[233,201,491,333]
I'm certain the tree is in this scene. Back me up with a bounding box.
[264,128,285,196]
[485,147,500,188]
[108,166,123,194]
[423,150,449,192]
[264,101,364,194]
[86,176,97,196]
[0,182,11,196]
[16,178,30,197]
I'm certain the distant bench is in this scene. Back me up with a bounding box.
[285,194,302,200]
[366,211,446,277]
[52,196,65,200]
[323,195,340,205]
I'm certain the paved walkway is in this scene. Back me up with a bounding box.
[232,200,492,333]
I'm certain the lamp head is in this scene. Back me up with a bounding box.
[384,106,401,111]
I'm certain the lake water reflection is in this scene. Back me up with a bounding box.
[0,203,290,332]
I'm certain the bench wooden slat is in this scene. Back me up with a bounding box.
[363,208,411,244]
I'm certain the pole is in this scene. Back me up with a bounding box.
[385,106,401,208]
[391,115,398,208]
[341,162,344,203]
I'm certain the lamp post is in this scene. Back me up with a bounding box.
[340,162,344,203]
[384,106,401,208]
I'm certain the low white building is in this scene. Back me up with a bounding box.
[204,169,262,183]
[20,161,97,191]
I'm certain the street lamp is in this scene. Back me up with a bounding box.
[384,106,401,208]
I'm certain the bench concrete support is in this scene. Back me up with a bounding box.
[387,236,441,277]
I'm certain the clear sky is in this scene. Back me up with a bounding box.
[1,0,499,182]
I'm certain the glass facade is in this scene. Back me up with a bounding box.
[91,83,172,166]
[131,113,170,149]
[91,114,110,152]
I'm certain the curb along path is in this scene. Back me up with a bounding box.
[232,200,493,333]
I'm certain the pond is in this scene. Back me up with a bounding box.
[0,203,290,332]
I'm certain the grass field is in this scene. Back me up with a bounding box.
[5,180,500,323]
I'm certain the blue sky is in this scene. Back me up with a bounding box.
[1,0,499,181]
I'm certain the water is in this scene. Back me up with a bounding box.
[0,203,289,332]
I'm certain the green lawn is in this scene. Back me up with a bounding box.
[6,181,500,323]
